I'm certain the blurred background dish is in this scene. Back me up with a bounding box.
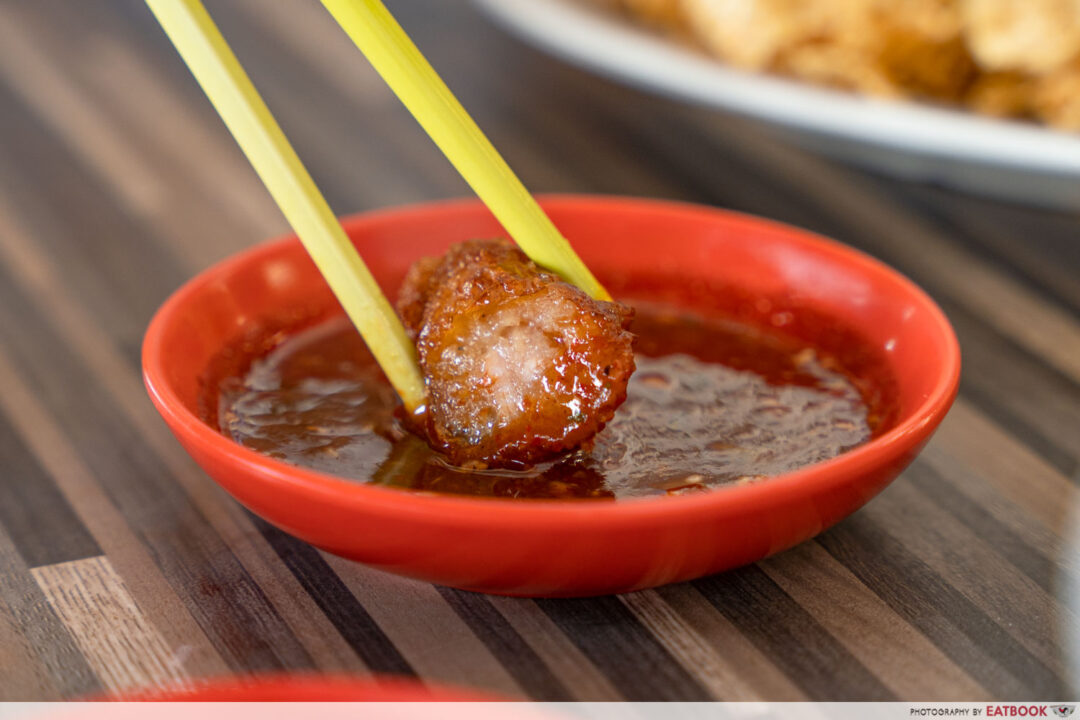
[475,0,1080,209]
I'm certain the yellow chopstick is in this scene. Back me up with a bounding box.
[321,0,612,302]
[145,0,425,411]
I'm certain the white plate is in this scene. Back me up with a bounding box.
[475,0,1080,209]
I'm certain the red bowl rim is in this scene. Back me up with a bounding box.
[109,673,495,701]
[142,195,960,528]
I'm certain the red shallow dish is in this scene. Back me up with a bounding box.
[113,674,488,701]
[142,196,960,596]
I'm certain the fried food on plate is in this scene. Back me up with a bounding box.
[961,0,1080,75]
[587,0,1080,130]
[592,0,687,31]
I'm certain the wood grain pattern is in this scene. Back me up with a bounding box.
[31,556,187,693]
[0,344,231,684]
[0,523,99,699]
[759,542,986,699]
[619,589,764,699]
[486,596,624,700]
[0,0,1074,701]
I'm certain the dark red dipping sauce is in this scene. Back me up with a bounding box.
[206,301,897,500]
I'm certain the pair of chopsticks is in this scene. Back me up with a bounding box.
[145,0,610,412]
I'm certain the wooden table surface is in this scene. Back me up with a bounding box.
[0,0,1078,702]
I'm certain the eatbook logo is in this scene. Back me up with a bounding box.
[1052,707,1075,718]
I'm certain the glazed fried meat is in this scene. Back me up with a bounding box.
[397,239,635,469]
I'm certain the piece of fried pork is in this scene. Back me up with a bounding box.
[397,239,635,469]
